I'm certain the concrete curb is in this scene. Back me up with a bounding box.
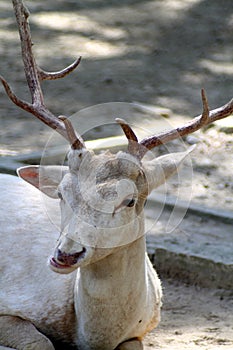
[147,248,233,290]
[0,136,126,174]
[145,197,233,290]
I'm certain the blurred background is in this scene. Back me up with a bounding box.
[0,0,232,145]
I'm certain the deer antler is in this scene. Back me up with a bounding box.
[0,0,84,149]
[115,118,142,157]
[59,116,85,150]
[116,90,233,159]
[139,89,233,157]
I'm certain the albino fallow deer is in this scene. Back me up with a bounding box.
[0,1,233,349]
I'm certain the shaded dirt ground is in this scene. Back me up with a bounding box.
[144,279,233,350]
[0,0,233,349]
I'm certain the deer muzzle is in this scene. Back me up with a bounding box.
[49,246,86,274]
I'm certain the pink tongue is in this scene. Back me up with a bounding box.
[50,257,71,269]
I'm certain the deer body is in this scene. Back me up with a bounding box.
[0,175,76,347]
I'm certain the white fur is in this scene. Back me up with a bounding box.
[0,148,192,349]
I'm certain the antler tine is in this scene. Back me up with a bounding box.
[0,0,81,143]
[59,116,85,150]
[115,118,138,142]
[200,88,210,123]
[140,89,233,154]
[115,118,142,157]
[37,57,82,81]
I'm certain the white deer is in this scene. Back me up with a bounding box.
[0,1,232,350]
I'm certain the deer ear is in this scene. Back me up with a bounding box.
[142,146,195,193]
[17,165,68,198]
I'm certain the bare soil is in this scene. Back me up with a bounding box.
[0,1,232,349]
[144,279,233,350]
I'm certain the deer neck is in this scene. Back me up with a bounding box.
[78,235,146,295]
[74,235,147,348]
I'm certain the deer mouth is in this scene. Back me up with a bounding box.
[49,247,86,273]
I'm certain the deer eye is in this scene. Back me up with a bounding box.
[122,198,136,208]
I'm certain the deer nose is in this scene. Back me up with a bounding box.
[56,248,86,266]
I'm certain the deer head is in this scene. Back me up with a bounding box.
[17,139,194,274]
[1,0,233,274]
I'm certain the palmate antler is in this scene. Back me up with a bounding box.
[1,0,233,158]
[0,0,84,150]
